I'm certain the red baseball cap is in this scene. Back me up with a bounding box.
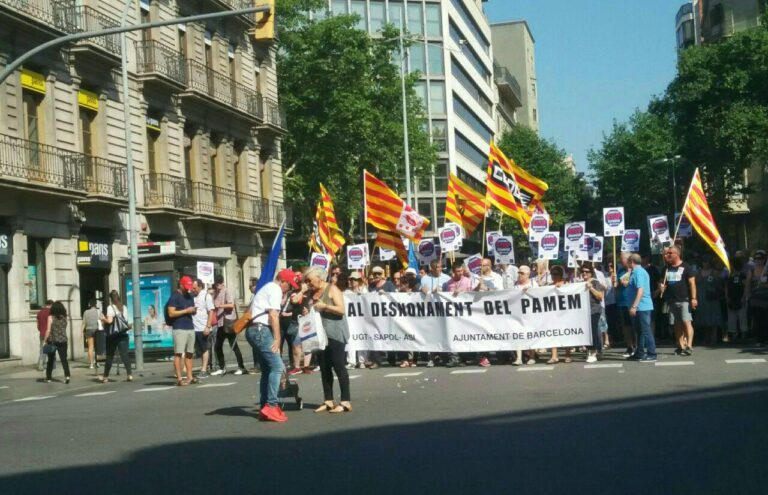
[277,269,299,289]
[179,275,194,290]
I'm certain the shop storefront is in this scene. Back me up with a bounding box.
[0,225,12,359]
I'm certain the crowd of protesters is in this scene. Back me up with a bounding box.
[36,243,768,423]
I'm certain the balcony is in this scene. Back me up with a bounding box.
[0,133,127,201]
[183,59,263,120]
[201,0,254,25]
[143,173,291,229]
[142,173,194,212]
[493,63,523,109]
[0,0,74,33]
[135,40,186,88]
[260,97,287,131]
[56,5,122,59]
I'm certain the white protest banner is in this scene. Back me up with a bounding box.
[493,236,515,265]
[528,213,550,242]
[465,254,483,275]
[378,247,396,262]
[590,235,604,262]
[603,207,625,237]
[417,238,438,265]
[564,222,586,251]
[345,284,592,352]
[196,261,214,285]
[346,244,369,269]
[675,213,693,238]
[647,214,671,246]
[310,253,332,270]
[486,231,502,256]
[438,225,462,252]
[621,229,641,252]
[537,232,560,260]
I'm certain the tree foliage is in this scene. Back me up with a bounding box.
[276,8,436,237]
[496,124,595,254]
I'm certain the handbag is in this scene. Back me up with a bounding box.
[42,342,57,355]
[107,305,131,337]
[298,308,328,353]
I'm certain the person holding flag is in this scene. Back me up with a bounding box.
[309,183,346,256]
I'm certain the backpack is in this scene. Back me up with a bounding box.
[107,305,132,336]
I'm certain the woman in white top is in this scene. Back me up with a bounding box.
[513,266,539,365]
[99,290,133,383]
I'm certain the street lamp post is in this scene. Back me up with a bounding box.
[655,155,683,215]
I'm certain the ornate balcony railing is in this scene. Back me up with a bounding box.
[493,63,522,108]
[135,40,186,85]
[142,173,193,211]
[0,133,126,199]
[262,97,286,129]
[0,0,73,28]
[185,59,262,118]
[54,5,122,55]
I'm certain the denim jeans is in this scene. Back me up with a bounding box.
[632,310,656,358]
[245,324,285,407]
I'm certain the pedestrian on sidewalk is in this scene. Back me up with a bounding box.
[36,299,53,372]
[43,301,70,384]
[211,275,247,376]
[99,290,133,383]
[660,245,697,355]
[167,276,197,386]
[82,298,101,369]
[192,279,215,378]
[245,269,294,422]
[581,264,606,363]
[628,254,657,362]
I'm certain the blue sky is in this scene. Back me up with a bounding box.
[483,0,681,173]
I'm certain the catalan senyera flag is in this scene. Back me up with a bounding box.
[364,170,430,241]
[445,173,485,236]
[680,168,730,271]
[308,184,346,256]
[375,230,408,268]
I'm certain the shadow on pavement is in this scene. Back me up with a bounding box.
[2,379,768,495]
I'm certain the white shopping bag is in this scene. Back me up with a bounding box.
[298,309,328,353]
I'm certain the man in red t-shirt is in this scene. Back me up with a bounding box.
[36,300,53,371]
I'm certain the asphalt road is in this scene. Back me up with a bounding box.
[1,345,767,495]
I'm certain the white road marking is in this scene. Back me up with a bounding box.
[384,372,423,377]
[655,361,695,366]
[334,375,361,380]
[75,391,116,397]
[725,359,767,364]
[584,363,623,369]
[14,395,55,402]
[0,386,9,389]
[517,366,554,372]
[197,382,237,389]
[135,386,176,392]
[450,369,487,374]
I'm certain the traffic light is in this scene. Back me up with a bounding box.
[254,0,275,42]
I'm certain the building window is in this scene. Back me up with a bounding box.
[429,81,446,114]
[407,3,423,35]
[417,198,433,225]
[434,161,449,191]
[435,199,446,227]
[178,25,187,59]
[79,106,96,181]
[27,237,47,309]
[331,0,347,15]
[427,43,444,75]
[533,108,538,122]
[183,126,194,181]
[22,90,43,143]
[431,120,447,152]
[209,135,219,192]
[449,21,490,83]
[350,0,368,31]
[448,0,490,54]
[450,55,492,115]
[454,130,487,169]
[414,81,427,106]
[140,5,151,43]
[453,94,493,143]
[389,1,403,27]
[425,3,441,37]
[370,1,385,32]
[409,44,426,74]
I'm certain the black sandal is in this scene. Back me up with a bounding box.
[314,401,334,413]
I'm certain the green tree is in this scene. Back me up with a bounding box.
[277,12,436,237]
[588,107,681,228]
[662,23,768,209]
[496,124,594,254]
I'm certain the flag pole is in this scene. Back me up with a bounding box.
[481,213,488,257]
[671,169,696,242]
[362,169,370,278]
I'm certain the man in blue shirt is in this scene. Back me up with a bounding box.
[167,275,197,385]
[627,254,656,362]
[615,252,636,358]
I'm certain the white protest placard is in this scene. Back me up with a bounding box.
[567,250,577,268]
[486,231,502,256]
[564,222,586,251]
[537,232,560,260]
[378,247,396,262]
[310,253,332,270]
[574,233,594,261]
[346,284,592,352]
[464,254,483,275]
[493,236,515,265]
[675,213,693,238]
[438,225,462,253]
[417,238,438,265]
[590,235,604,262]
[621,229,641,253]
[196,261,215,285]
[647,214,671,246]
[602,207,625,237]
[528,213,550,242]
[346,243,369,269]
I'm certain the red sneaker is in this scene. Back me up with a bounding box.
[260,404,288,422]
[478,357,491,367]
[287,367,303,376]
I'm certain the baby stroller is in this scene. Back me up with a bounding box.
[278,372,303,410]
